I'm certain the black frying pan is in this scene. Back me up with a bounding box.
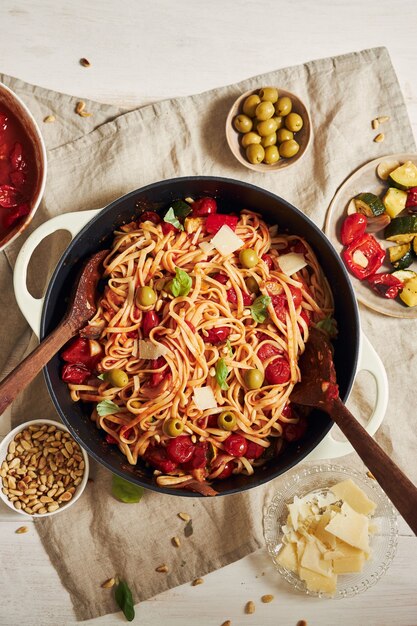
[41,176,359,496]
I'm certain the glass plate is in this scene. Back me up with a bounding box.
[325,153,417,318]
[263,463,398,598]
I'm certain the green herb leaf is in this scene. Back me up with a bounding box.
[215,358,229,390]
[316,316,338,338]
[96,399,120,417]
[171,267,192,297]
[112,474,144,504]
[114,579,135,622]
[163,207,183,231]
[172,199,192,219]
[226,339,233,357]
[250,295,271,324]
[97,373,105,380]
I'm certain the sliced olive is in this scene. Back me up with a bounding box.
[163,418,185,437]
[275,96,292,117]
[240,248,259,268]
[241,131,262,148]
[263,145,280,164]
[255,101,275,121]
[246,144,264,165]
[136,286,157,306]
[244,368,264,389]
[218,411,237,431]
[242,94,261,118]
[258,87,279,103]
[105,368,129,387]
[245,276,259,294]
[260,132,277,148]
[234,114,253,133]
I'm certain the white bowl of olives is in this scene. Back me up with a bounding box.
[226,86,311,172]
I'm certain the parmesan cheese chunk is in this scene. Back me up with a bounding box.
[300,541,333,578]
[299,566,337,595]
[324,502,370,552]
[330,479,377,516]
[199,241,215,255]
[276,542,298,572]
[138,339,169,360]
[210,225,244,256]
[192,386,218,411]
[277,252,307,276]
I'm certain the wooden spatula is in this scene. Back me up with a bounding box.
[0,249,108,415]
[291,327,417,535]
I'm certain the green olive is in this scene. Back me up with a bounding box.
[275,96,292,117]
[263,145,280,165]
[217,411,237,431]
[260,132,277,148]
[241,131,262,149]
[163,418,185,437]
[242,94,261,117]
[105,368,129,387]
[276,128,294,143]
[244,368,264,390]
[245,276,259,294]
[246,143,264,165]
[256,118,278,137]
[255,101,275,121]
[234,114,253,133]
[279,139,300,159]
[239,248,259,268]
[273,116,284,130]
[258,87,279,103]
[285,112,303,132]
[136,286,157,306]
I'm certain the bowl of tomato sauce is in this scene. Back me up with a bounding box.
[0,82,47,251]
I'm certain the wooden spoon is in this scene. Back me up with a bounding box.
[291,327,417,535]
[0,250,108,415]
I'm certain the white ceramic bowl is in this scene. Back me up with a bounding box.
[0,82,47,251]
[0,419,89,517]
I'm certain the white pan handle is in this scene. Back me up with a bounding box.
[305,330,388,461]
[13,209,101,338]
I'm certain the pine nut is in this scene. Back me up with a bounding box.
[48,503,60,512]
[192,578,204,586]
[15,526,29,534]
[101,578,115,588]
[261,594,274,603]
[374,133,384,143]
[172,536,181,547]
[245,601,255,614]
[178,512,191,522]
[155,565,168,573]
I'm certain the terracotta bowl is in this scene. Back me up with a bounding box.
[225,87,311,173]
[0,82,47,251]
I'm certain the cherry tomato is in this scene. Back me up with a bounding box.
[149,357,166,387]
[205,214,238,234]
[289,285,302,307]
[406,187,417,209]
[227,288,252,306]
[257,343,282,361]
[265,357,291,385]
[245,441,264,459]
[61,337,100,370]
[216,461,236,479]
[289,240,307,255]
[204,327,230,344]
[212,273,228,284]
[143,311,160,337]
[166,435,195,463]
[161,221,177,234]
[184,441,208,469]
[299,309,311,328]
[223,434,248,457]
[282,417,308,442]
[192,197,217,216]
[105,433,117,444]
[271,294,287,323]
[197,415,219,429]
[145,446,178,473]
[185,320,196,333]
[61,363,90,384]
[126,329,138,339]
[280,402,294,419]
[340,213,367,246]
[261,254,274,270]
[138,211,161,225]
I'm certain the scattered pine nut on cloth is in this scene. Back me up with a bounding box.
[0,46,415,620]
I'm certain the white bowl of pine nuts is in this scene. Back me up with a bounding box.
[0,419,89,517]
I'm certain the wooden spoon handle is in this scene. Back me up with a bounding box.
[330,398,417,535]
[0,320,74,415]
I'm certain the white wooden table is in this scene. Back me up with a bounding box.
[1,2,417,625]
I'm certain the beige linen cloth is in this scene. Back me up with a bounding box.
[0,47,416,620]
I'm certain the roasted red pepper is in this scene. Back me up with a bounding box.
[342,234,385,280]
[367,272,403,299]
[205,213,238,234]
[61,363,90,384]
[340,213,367,246]
[406,187,417,209]
[61,337,101,370]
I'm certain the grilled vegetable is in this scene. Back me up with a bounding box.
[376,160,400,181]
[399,275,417,307]
[367,273,403,299]
[354,192,385,217]
[388,242,413,270]
[384,216,417,243]
[383,187,407,219]
[392,269,417,283]
[389,161,417,190]
[342,234,385,280]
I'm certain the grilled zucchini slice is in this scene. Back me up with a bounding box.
[384,216,417,243]
[354,193,385,217]
[400,275,417,307]
[383,187,407,219]
[388,243,413,269]
[389,161,417,190]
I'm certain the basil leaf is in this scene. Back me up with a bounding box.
[250,295,271,324]
[97,373,105,380]
[112,474,144,504]
[172,199,192,219]
[226,339,233,357]
[215,358,229,390]
[316,316,338,338]
[163,207,183,231]
[97,399,120,417]
[114,579,135,622]
[171,267,192,297]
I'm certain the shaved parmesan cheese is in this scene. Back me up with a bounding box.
[138,339,169,360]
[199,241,215,255]
[325,502,370,552]
[277,252,307,276]
[210,225,244,256]
[330,479,376,516]
[193,386,218,410]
